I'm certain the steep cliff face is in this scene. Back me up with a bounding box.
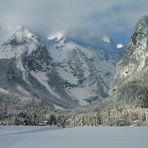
[110,16,148,107]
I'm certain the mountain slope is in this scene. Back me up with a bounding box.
[47,34,116,105]
[109,16,148,107]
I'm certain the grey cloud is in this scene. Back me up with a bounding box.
[0,0,148,43]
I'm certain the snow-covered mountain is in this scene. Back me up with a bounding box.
[0,27,118,109]
[109,16,148,108]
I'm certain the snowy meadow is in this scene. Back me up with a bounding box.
[0,126,148,148]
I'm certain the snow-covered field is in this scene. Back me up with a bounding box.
[0,126,148,148]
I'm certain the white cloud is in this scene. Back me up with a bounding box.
[0,0,148,43]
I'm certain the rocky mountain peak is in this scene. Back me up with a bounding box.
[134,16,148,33]
[0,26,42,60]
[130,16,148,50]
[4,26,38,46]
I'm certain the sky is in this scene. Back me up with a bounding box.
[0,0,148,45]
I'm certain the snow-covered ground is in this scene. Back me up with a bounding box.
[0,126,148,148]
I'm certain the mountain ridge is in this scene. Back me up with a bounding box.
[109,15,148,108]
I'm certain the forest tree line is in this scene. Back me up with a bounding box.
[1,101,148,127]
